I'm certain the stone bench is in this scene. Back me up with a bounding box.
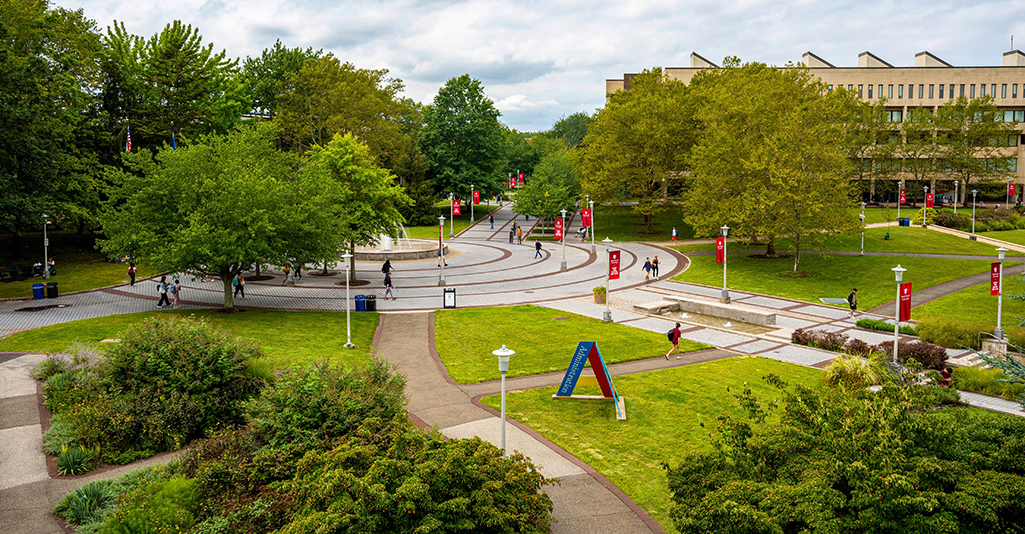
[665,296,776,326]
[632,300,679,315]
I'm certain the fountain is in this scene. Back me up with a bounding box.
[353,223,448,261]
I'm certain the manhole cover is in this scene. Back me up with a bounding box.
[334,280,371,287]
[16,304,70,312]
[553,317,570,321]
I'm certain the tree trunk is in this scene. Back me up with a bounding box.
[222,273,234,309]
[323,258,329,274]
[646,214,654,233]
[792,235,801,273]
[765,237,776,257]
[349,239,357,281]
[256,263,261,277]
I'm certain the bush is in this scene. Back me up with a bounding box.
[952,366,1025,401]
[823,353,891,389]
[245,358,406,447]
[791,328,848,352]
[98,477,200,534]
[56,444,95,476]
[856,317,918,336]
[844,338,872,357]
[59,481,115,525]
[933,210,972,231]
[33,343,100,381]
[874,339,949,370]
[43,414,82,455]
[918,316,991,349]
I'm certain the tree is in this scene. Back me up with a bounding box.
[240,39,321,118]
[936,95,1017,202]
[419,74,505,195]
[98,124,338,309]
[897,106,942,206]
[575,68,696,233]
[551,111,592,147]
[512,150,578,232]
[842,99,900,203]
[684,60,858,271]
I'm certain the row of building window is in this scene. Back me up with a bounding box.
[866,158,1019,173]
[884,109,1025,123]
[829,83,1022,100]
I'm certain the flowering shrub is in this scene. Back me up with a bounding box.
[875,339,948,370]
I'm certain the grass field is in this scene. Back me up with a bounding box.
[588,205,695,243]
[675,254,1010,310]
[915,274,1025,326]
[0,255,157,299]
[0,310,380,370]
[481,357,823,532]
[980,229,1025,247]
[403,205,493,239]
[433,305,710,383]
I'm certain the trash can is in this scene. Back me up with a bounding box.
[45,282,58,299]
[355,294,366,312]
[898,218,909,227]
[365,294,377,312]
[32,283,45,300]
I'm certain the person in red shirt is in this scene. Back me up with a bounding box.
[666,322,682,360]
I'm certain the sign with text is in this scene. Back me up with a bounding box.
[926,193,934,208]
[554,218,564,239]
[899,189,906,203]
[518,172,524,184]
[452,199,461,216]
[991,262,1001,296]
[715,237,725,264]
[509,176,516,188]
[472,190,480,204]
[1011,183,1017,197]
[608,250,620,280]
[581,209,592,227]
[899,282,912,322]
[555,342,617,399]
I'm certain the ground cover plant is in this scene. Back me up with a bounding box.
[675,254,1006,310]
[0,309,380,370]
[951,365,1025,401]
[434,304,709,383]
[481,356,822,530]
[663,378,1025,534]
[856,317,918,336]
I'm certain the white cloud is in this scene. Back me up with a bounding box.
[54,0,1025,132]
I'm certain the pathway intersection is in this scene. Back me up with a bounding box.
[1,205,1023,533]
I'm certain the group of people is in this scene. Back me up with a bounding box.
[155,276,182,309]
[643,256,660,280]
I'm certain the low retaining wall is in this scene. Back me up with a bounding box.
[665,296,776,326]
[355,244,448,261]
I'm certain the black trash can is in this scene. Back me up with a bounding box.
[32,283,44,300]
[355,294,366,312]
[45,282,58,298]
[365,294,377,312]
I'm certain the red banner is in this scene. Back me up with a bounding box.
[926,193,934,208]
[899,189,906,203]
[518,173,524,184]
[991,262,1001,295]
[715,237,725,264]
[608,250,620,280]
[581,209,592,227]
[472,190,480,204]
[1011,183,1017,197]
[554,218,564,239]
[509,177,516,188]
[899,282,912,322]
[452,199,461,216]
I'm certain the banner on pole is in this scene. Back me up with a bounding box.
[509,177,516,188]
[581,209,592,227]
[554,218,564,239]
[609,250,620,280]
[899,282,912,322]
[991,262,1001,295]
[1011,183,1017,197]
[926,193,934,208]
[452,199,461,216]
[899,189,906,203]
[518,173,524,184]
[715,237,725,264]
[472,190,480,204]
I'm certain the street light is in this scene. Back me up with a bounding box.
[438,215,446,286]
[1007,177,1012,208]
[971,189,978,239]
[42,213,50,280]
[996,246,1007,340]
[954,180,959,214]
[559,208,567,272]
[470,184,475,223]
[603,237,613,322]
[588,199,596,254]
[448,193,455,238]
[892,264,906,367]
[860,202,866,256]
[922,185,929,228]
[342,252,354,349]
[494,344,515,456]
[721,225,730,304]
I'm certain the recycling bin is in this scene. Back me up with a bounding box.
[32,283,44,300]
[365,294,377,312]
[355,294,366,312]
[45,282,58,298]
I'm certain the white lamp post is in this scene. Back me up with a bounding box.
[494,344,514,456]
[860,202,866,256]
[438,215,446,286]
[1007,177,1012,208]
[589,199,596,254]
[892,264,906,366]
[721,225,730,304]
[448,193,455,238]
[954,180,959,214]
[560,208,567,272]
[971,189,978,239]
[42,213,50,280]
[342,252,354,349]
[922,185,929,228]
[996,246,1007,339]
[897,179,903,222]
[603,237,613,322]
[470,184,475,223]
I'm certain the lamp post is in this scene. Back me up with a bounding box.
[1007,177,1012,208]
[897,179,903,222]
[494,344,515,456]
[892,264,906,367]
[438,215,446,286]
[559,209,567,272]
[470,184,475,223]
[996,246,1007,340]
[342,252,354,349]
[448,193,455,238]
[721,225,730,304]
[588,199,596,254]
[603,237,613,322]
[42,213,50,280]
[922,185,929,228]
[954,180,959,214]
[860,202,866,256]
[971,189,978,239]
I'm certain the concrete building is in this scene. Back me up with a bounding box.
[607,51,1025,193]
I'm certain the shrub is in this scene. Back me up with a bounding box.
[856,317,918,336]
[63,481,115,525]
[844,338,872,357]
[791,328,848,352]
[952,366,1025,401]
[245,358,406,447]
[33,353,73,381]
[592,286,606,294]
[56,444,95,476]
[874,339,948,370]
[917,316,989,349]
[43,371,83,413]
[43,414,82,455]
[823,353,891,388]
[933,210,972,231]
[33,343,100,381]
[98,477,200,534]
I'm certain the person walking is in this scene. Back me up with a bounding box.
[171,279,182,309]
[534,240,543,259]
[382,259,393,275]
[156,276,171,308]
[233,273,245,299]
[384,272,395,300]
[516,225,523,245]
[671,226,678,242]
[295,263,303,281]
[643,257,652,280]
[489,213,494,229]
[847,288,858,318]
[281,264,291,285]
[509,225,515,244]
[652,255,660,280]
[666,322,682,359]
[128,263,137,286]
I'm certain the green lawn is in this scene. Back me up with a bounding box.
[404,205,493,239]
[481,357,823,532]
[675,254,1009,310]
[915,274,1025,326]
[0,255,157,300]
[589,205,695,242]
[980,229,1025,247]
[433,305,710,383]
[0,310,380,370]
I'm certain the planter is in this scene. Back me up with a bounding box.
[594,291,606,304]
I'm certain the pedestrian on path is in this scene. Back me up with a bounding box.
[671,226,678,242]
[847,288,858,318]
[281,265,291,285]
[437,248,447,267]
[233,273,245,298]
[156,276,171,308]
[652,256,660,279]
[381,259,393,275]
[517,225,523,245]
[128,263,137,286]
[295,263,303,280]
[489,213,494,229]
[534,240,543,259]
[384,272,395,300]
[643,257,652,280]
[509,225,515,243]
[666,322,682,359]
[171,279,181,309]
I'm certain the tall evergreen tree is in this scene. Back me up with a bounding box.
[240,39,321,118]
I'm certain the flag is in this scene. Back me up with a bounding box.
[899,189,906,203]
[554,218,563,239]
[1011,183,1016,197]
[991,262,1001,295]
[125,121,132,152]
[581,209,592,227]
[926,193,934,208]
[899,282,912,322]
[716,238,725,263]
[608,250,620,280]
[472,190,480,204]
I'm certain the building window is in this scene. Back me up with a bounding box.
[1014,84,1019,98]
[992,84,997,97]
[1003,84,1008,98]
[950,84,955,99]
[868,85,873,99]
[1006,110,1025,123]
[898,85,904,98]
[858,84,863,98]
[981,84,986,97]
[929,84,934,98]
[888,84,893,98]
[939,84,944,99]
[888,110,903,122]
[848,84,853,91]
[828,84,833,92]
[960,84,965,96]
[971,84,976,98]
[918,84,924,98]
[878,85,883,99]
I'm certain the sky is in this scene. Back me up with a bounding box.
[55,0,1025,132]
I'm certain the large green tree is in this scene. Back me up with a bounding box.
[240,39,321,118]
[551,111,592,147]
[936,95,1017,201]
[575,68,696,233]
[99,124,338,309]
[419,74,505,195]
[513,150,579,232]
[684,60,858,271]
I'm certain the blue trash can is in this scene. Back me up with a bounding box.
[355,294,366,312]
[32,283,45,300]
